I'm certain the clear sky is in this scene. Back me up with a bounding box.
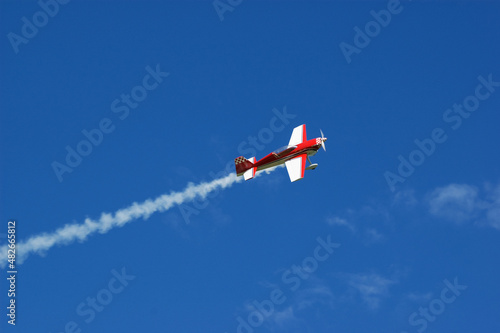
[1,1,500,332]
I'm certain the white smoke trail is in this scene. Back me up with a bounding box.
[0,166,282,267]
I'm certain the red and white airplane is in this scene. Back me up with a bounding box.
[234,124,327,182]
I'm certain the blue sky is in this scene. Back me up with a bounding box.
[1,1,500,332]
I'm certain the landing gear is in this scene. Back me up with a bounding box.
[306,156,318,170]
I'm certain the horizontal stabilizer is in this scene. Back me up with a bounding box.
[243,157,256,180]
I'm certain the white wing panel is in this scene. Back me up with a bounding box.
[288,124,306,146]
[285,154,306,182]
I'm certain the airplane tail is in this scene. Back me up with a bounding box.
[234,156,256,180]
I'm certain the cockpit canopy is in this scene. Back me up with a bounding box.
[272,145,297,156]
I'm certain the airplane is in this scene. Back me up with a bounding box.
[234,124,327,182]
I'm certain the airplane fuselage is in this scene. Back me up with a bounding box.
[254,137,323,172]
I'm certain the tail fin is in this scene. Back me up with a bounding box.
[234,156,256,180]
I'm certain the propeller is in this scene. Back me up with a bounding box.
[320,129,327,151]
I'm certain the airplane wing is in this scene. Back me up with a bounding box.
[285,154,307,182]
[288,124,307,146]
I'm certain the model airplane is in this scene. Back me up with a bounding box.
[234,124,327,182]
